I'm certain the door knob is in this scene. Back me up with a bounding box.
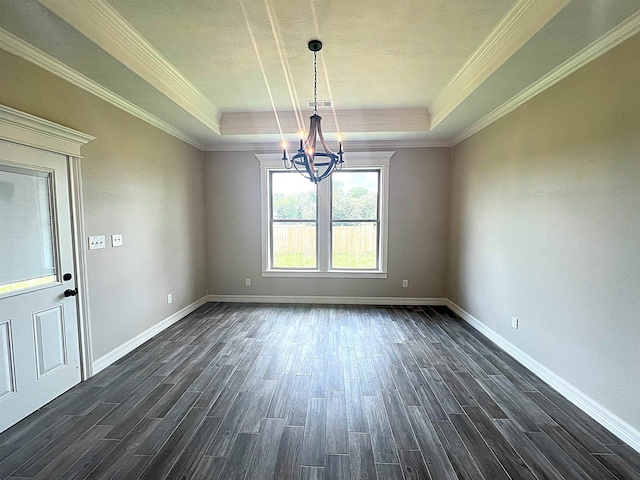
[64,288,78,297]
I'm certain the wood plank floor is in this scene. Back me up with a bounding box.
[1,303,639,479]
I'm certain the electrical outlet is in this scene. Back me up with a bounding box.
[111,234,123,247]
[167,294,173,304]
[402,280,408,288]
[245,278,251,287]
[512,317,519,329]
[88,235,106,250]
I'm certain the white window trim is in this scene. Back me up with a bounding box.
[257,151,394,279]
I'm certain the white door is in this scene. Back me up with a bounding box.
[0,140,81,433]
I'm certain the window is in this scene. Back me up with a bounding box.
[0,165,57,296]
[259,151,392,278]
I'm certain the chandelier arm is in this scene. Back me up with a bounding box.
[304,158,318,183]
[307,116,319,170]
[304,117,317,153]
[317,159,337,181]
[315,117,336,155]
[292,156,312,181]
[295,154,318,182]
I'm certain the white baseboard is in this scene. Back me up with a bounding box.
[92,295,442,374]
[206,295,447,306]
[445,299,640,454]
[92,296,208,375]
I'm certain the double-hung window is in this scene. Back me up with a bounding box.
[259,151,392,278]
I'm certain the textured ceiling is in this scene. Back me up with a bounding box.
[1,0,639,149]
[107,0,514,110]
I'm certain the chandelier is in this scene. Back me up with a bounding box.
[281,40,344,183]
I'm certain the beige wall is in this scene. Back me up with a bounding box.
[205,148,451,298]
[3,25,638,436]
[448,34,640,430]
[0,50,208,360]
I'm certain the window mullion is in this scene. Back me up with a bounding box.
[317,179,330,272]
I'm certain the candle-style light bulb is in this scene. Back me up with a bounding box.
[337,133,344,143]
[298,130,305,139]
[281,140,288,149]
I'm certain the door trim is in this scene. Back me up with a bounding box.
[0,105,95,157]
[0,104,95,380]
[69,157,93,379]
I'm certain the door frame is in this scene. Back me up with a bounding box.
[0,104,96,380]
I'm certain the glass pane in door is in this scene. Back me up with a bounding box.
[0,166,56,295]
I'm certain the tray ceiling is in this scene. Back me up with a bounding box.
[1,0,639,150]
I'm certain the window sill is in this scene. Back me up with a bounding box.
[262,270,388,279]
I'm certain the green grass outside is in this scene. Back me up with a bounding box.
[332,252,377,269]
[274,252,317,268]
[273,252,376,269]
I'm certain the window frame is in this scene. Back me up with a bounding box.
[258,151,393,278]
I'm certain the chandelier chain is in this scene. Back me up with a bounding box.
[313,51,318,115]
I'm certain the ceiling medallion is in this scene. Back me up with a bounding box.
[281,40,344,183]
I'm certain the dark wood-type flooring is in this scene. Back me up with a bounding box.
[1,303,639,479]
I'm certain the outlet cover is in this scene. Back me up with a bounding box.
[167,294,173,304]
[111,234,123,247]
[88,235,106,250]
[402,280,408,288]
[245,278,251,287]
[512,317,519,329]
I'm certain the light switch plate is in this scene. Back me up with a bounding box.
[111,234,123,247]
[88,235,106,250]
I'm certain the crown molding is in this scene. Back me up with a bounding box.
[0,104,95,156]
[39,0,221,134]
[429,0,571,129]
[205,139,451,152]
[452,10,640,146]
[0,28,204,150]
[221,108,430,136]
